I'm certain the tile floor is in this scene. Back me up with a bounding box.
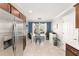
[23,39,65,56]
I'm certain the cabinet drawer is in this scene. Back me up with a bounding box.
[0,3,10,13]
[66,44,79,56]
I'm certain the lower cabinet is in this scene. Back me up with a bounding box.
[66,49,76,56]
[66,44,79,56]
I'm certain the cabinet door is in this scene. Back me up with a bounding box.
[23,15,26,21]
[66,50,75,56]
[75,4,79,28]
[20,13,26,21]
[66,44,79,56]
[0,3,10,13]
[11,6,20,18]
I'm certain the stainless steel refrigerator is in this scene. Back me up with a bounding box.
[13,17,24,56]
[0,8,24,56]
[0,8,14,56]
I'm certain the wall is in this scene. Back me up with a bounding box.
[52,8,78,50]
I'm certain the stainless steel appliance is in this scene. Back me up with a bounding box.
[0,8,14,56]
[13,17,24,56]
[0,8,24,56]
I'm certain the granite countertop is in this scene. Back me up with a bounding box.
[66,40,79,50]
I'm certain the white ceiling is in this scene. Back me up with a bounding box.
[15,3,73,21]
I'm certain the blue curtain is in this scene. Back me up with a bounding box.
[28,22,32,33]
[47,22,51,32]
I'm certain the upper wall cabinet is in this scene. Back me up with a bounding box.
[0,3,10,13]
[20,13,26,21]
[74,3,79,28]
[0,3,26,22]
[11,6,20,18]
